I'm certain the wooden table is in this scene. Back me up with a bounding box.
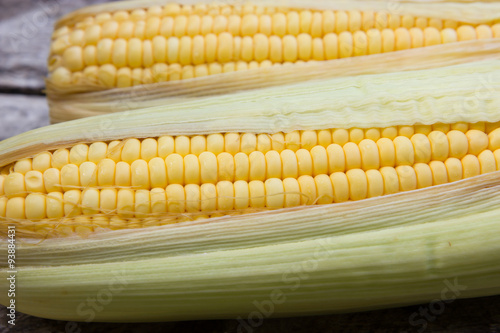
[0,1,499,332]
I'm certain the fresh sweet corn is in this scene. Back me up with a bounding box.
[2,36,500,323]
[46,1,500,124]
[1,122,500,238]
[48,2,500,88]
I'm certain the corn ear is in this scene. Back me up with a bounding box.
[46,0,500,122]
[1,59,500,321]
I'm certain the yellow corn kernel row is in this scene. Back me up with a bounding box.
[54,6,464,44]
[54,60,279,87]
[1,148,499,223]
[1,122,495,171]
[2,127,499,196]
[52,24,500,87]
[11,214,189,237]
[4,122,500,174]
[60,25,493,68]
[63,4,297,35]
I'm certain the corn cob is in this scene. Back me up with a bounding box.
[1,121,500,238]
[46,0,500,123]
[1,67,500,320]
[48,2,500,89]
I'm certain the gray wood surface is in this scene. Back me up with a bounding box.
[0,94,49,140]
[0,0,499,332]
[0,0,111,91]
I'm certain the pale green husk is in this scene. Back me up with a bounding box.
[1,59,500,321]
[1,173,500,321]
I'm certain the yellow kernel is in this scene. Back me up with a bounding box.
[6,197,26,219]
[249,151,266,181]
[296,149,313,176]
[359,139,380,170]
[411,133,431,163]
[338,31,353,58]
[217,152,234,182]
[115,161,131,186]
[297,175,316,205]
[466,129,489,155]
[241,180,262,211]
[414,163,433,189]
[199,152,218,184]
[165,154,184,185]
[330,172,349,203]
[326,144,345,173]
[381,29,395,53]
[380,167,399,194]
[447,130,468,159]
[461,155,480,179]
[445,157,463,183]
[234,153,250,181]
[366,169,384,198]
[166,184,185,213]
[343,142,361,170]
[396,165,417,191]
[428,131,449,161]
[457,25,477,41]
[429,161,448,185]
[394,136,414,166]
[324,33,338,59]
[311,146,328,176]
[217,181,234,211]
[283,35,298,62]
[377,138,395,167]
[346,169,367,201]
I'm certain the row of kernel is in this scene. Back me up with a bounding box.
[56,25,499,72]
[3,149,498,220]
[56,9,467,48]
[53,60,276,87]
[6,125,500,176]
[2,129,498,196]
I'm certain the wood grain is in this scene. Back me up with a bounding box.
[0,94,49,140]
[0,0,112,92]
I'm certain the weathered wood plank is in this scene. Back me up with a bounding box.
[0,94,49,140]
[0,0,109,92]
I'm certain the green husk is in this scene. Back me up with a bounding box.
[1,173,500,321]
[1,59,500,321]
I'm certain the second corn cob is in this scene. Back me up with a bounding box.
[48,1,500,89]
